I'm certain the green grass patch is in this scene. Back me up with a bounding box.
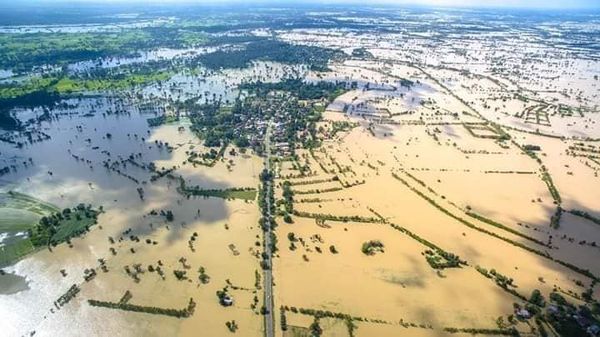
[1,70,174,99]
[0,29,208,71]
[0,191,59,232]
[0,239,34,267]
[180,186,257,201]
[0,208,41,232]
[29,205,99,247]
[49,208,98,244]
[0,194,99,267]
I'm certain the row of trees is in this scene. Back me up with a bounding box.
[88,297,196,318]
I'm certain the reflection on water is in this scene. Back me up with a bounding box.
[141,61,308,103]
[0,93,247,336]
[0,69,13,79]
[0,32,292,337]
[67,46,219,74]
[0,272,29,295]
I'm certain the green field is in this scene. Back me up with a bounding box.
[0,240,34,268]
[0,192,59,267]
[0,70,175,99]
[0,192,99,267]
[0,208,41,232]
[49,208,98,244]
[0,29,208,71]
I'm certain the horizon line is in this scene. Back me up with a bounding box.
[1,0,599,11]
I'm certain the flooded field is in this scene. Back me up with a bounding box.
[0,98,265,336]
[1,4,599,337]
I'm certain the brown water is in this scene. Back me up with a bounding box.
[0,93,263,337]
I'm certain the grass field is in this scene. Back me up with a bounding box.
[0,239,34,267]
[0,192,59,267]
[0,29,208,71]
[50,209,98,244]
[0,70,175,99]
[0,208,40,232]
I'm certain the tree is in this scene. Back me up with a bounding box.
[529,289,545,307]
[165,210,174,222]
[259,169,272,182]
[287,232,297,242]
[309,319,323,337]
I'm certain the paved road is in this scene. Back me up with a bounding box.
[262,122,275,337]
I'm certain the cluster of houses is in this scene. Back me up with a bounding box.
[515,305,600,336]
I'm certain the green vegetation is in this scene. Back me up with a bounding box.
[179,79,346,155]
[543,291,599,337]
[392,172,599,282]
[0,89,61,129]
[184,103,253,149]
[0,70,173,99]
[28,204,99,248]
[187,144,228,166]
[198,266,210,284]
[147,114,180,127]
[423,249,462,269]
[0,76,57,99]
[0,192,60,267]
[198,40,344,71]
[88,296,196,318]
[568,209,600,227]
[463,123,504,139]
[541,168,561,204]
[225,320,239,333]
[361,240,384,255]
[330,121,358,137]
[0,29,207,71]
[0,69,174,128]
[240,78,347,101]
[443,327,519,336]
[475,265,527,301]
[388,222,466,269]
[54,71,174,93]
[466,211,546,246]
[351,47,373,58]
[0,192,58,230]
[177,179,257,201]
[282,180,294,214]
[550,206,563,229]
[0,240,34,269]
[529,289,546,307]
[281,305,428,329]
[310,317,323,337]
[292,210,382,224]
[292,186,343,195]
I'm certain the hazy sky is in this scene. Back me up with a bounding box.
[15,0,600,9]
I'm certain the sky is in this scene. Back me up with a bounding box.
[9,0,600,10]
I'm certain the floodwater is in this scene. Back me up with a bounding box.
[0,69,13,79]
[0,18,174,34]
[141,61,308,103]
[67,46,220,74]
[0,72,264,336]
[0,272,29,295]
